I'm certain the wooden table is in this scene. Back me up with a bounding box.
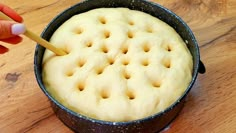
[0,0,235,132]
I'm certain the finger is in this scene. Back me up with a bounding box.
[1,36,22,44]
[0,21,12,39]
[0,45,8,54]
[0,4,23,23]
[0,21,25,39]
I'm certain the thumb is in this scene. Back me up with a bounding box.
[0,21,25,39]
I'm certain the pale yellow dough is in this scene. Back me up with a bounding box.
[42,8,193,122]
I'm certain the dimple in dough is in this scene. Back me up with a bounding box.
[42,8,193,122]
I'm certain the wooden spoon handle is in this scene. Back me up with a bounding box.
[23,30,67,56]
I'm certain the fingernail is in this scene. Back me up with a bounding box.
[11,24,26,35]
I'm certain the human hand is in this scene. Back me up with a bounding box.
[0,4,26,54]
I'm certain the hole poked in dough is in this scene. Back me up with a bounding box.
[77,59,86,68]
[107,57,115,65]
[62,45,72,55]
[146,26,153,33]
[104,31,111,39]
[126,90,136,100]
[123,70,131,80]
[128,20,134,26]
[141,59,149,66]
[127,31,134,39]
[152,81,161,88]
[75,27,83,34]
[161,42,173,52]
[166,45,172,52]
[163,58,171,68]
[101,44,109,53]
[77,82,85,91]
[142,43,151,53]
[96,67,105,75]
[66,69,75,77]
[86,41,93,47]
[100,89,110,99]
[121,46,129,54]
[99,16,107,24]
[122,58,129,66]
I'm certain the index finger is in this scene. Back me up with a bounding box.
[0,4,23,23]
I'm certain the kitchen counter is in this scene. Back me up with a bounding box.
[0,0,235,132]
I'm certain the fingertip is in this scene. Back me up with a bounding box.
[12,14,23,23]
[0,21,25,39]
[11,23,26,35]
[0,4,23,23]
[0,21,13,39]
[1,36,23,44]
[0,45,9,54]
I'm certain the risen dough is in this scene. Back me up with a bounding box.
[42,8,193,122]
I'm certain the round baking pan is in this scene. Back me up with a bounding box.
[34,0,206,132]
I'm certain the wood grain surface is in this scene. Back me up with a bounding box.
[0,0,235,132]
